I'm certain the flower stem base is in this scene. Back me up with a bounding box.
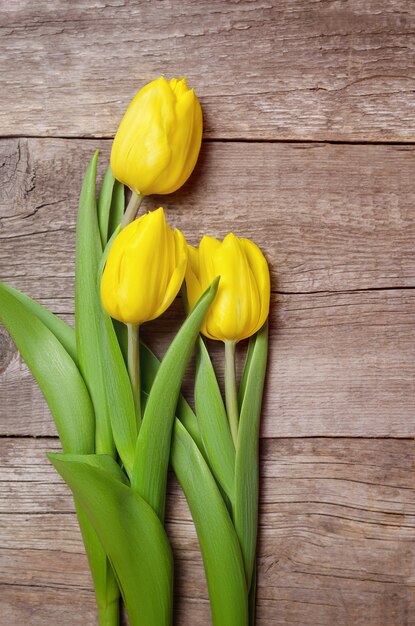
[98,598,120,626]
[121,190,144,228]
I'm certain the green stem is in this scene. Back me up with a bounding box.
[128,324,141,430]
[225,340,239,447]
[122,192,143,434]
[121,190,143,228]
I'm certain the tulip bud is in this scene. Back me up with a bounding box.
[101,208,187,325]
[185,233,270,342]
[110,77,203,196]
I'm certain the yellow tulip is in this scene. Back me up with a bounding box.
[110,76,203,196]
[101,207,187,325]
[185,233,270,342]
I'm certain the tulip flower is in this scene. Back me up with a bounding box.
[185,233,270,343]
[101,207,187,422]
[185,232,270,446]
[101,207,187,325]
[111,77,203,203]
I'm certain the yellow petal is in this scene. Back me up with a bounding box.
[185,244,203,312]
[240,238,270,334]
[149,88,201,195]
[169,77,189,99]
[208,234,255,340]
[152,228,188,320]
[199,236,221,287]
[172,90,203,192]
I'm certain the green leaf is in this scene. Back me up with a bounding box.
[0,282,94,455]
[97,166,116,248]
[234,322,268,589]
[238,336,256,410]
[0,282,120,625]
[97,166,125,248]
[75,503,120,625]
[76,152,137,471]
[76,151,113,455]
[49,453,173,626]
[108,180,125,239]
[171,420,248,626]
[98,225,121,283]
[131,278,219,520]
[139,341,203,450]
[114,319,128,364]
[0,282,78,365]
[100,320,138,476]
[194,337,235,501]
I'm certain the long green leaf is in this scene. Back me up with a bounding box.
[0,282,78,365]
[76,152,136,471]
[49,453,173,626]
[76,151,113,455]
[194,337,235,501]
[100,318,137,475]
[113,319,128,364]
[0,283,94,455]
[98,225,122,289]
[0,282,120,624]
[131,278,219,520]
[171,420,248,626]
[75,503,120,625]
[108,179,125,239]
[97,166,116,247]
[139,342,203,450]
[238,336,256,410]
[98,170,125,247]
[234,322,268,590]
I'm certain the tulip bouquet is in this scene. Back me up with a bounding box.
[0,77,270,625]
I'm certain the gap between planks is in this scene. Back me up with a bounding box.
[1,435,413,441]
[2,135,415,147]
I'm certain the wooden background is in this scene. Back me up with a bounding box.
[1,1,414,624]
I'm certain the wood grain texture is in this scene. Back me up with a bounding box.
[1,2,414,625]
[0,1,414,141]
[1,138,414,295]
[1,437,414,626]
[1,288,415,439]
[1,137,414,438]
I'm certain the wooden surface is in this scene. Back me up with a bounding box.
[1,1,415,141]
[1,1,414,625]
[1,438,415,626]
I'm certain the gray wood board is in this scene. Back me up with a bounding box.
[1,437,414,626]
[0,1,414,141]
[1,288,415,438]
[1,138,414,295]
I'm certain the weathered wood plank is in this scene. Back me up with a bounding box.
[1,138,415,438]
[1,288,415,439]
[1,437,414,625]
[0,1,414,141]
[1,138,414,295]
[0,587,99,626]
